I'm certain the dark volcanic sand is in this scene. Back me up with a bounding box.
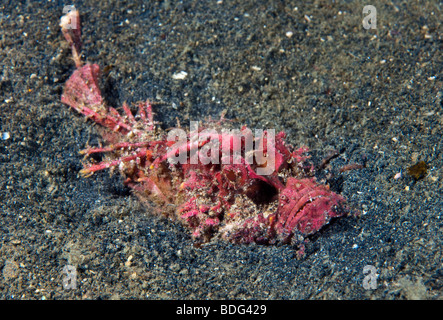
[0,0,441,299]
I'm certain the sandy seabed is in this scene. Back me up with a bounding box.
[0,0,441,300]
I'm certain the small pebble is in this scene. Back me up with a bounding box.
[172,71,188,80]
[1,132,10,140]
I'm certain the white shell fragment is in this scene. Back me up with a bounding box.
[172,71,188,80]
[1,132,10,140]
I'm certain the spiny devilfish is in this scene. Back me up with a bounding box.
[60,9,351,256]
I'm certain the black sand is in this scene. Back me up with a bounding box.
[0,0,441,299]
